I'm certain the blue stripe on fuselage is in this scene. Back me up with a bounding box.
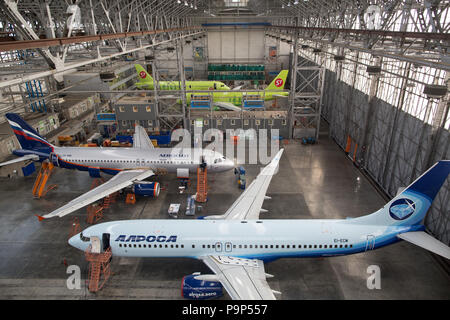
[223,224,425,263]
[57,157,122,176]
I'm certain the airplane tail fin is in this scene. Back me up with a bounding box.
[135,64,153,82]
[266,70,289,91]
[5,113,54,154]
[358,161,450,227]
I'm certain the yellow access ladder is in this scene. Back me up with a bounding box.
[32,161,57,198]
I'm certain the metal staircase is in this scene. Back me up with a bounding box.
[196,167,207,203]
[32,161,57,198]
[85,246,112,293]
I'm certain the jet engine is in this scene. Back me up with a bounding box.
[181,273,223,300]
[132,181,160,197]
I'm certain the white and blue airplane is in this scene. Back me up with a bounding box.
[1,113,234,220]
[69,149,450,300]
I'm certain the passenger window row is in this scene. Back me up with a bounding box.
[228,244,353,249]
[118,243,353,250]
[119,243,185,249]
[66,159,195,165]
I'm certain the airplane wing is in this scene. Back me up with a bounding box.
[0,154,39,166]
[213,101,242,111]
[201,255,277,300]
[205,149,283,220]
[232,86,243,91]
[39,169,154,219]
[133,125,154,149]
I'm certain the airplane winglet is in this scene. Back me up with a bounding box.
[35,214,45,222]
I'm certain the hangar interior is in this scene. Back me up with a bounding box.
[0,0,448,299]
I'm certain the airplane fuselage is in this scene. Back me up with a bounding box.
[187,90,290,106]
[136,81,229,91]
[48,147,233,175]
[70,219,423,262]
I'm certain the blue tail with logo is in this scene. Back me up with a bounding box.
[357,161,450,226]
[5,113,54,155]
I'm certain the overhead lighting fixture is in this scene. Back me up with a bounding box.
[190,3,193,8]
[294,0,299,4]
[287,2,291,6]
[184,0,188,6]
[177,0,181,3]
[282,4,285,8]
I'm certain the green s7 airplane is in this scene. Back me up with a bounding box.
[135,64,230,91]
[195,70,289,110]
[136,64,289,111]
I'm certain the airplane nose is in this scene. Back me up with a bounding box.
[225,159,235,170]
[68,233,84,251]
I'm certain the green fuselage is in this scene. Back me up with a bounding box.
[187,90,289,106]
[136,80,229,91]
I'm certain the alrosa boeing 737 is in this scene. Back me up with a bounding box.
[1,113,234,220]
[136,64,290,111]
[69,149,450,300]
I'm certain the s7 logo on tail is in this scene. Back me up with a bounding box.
[275,78,283,87]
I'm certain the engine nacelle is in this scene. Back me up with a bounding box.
[133,182,160,197]
[181,274,223,300]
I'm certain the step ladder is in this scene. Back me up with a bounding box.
[32,161,57,198]
[102,195,112,209]
[86,204,103,225]
[196,167,207,203]
[103,192,118,209]
[85,247,112,293]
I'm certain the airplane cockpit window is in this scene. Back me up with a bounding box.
[80,232,90,242]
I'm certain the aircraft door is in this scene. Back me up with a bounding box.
[102,233,111,251]
[50,153,59,166]
[90,236,101,254]
[215,242,222,253]
[225,242,232,253]
[200,155,207,170]
[365,235,376,251]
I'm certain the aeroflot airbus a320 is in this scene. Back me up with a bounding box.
[69,149,450,300]
[1,113,234,220]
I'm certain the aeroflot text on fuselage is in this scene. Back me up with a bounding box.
[115,235,178,242]
[159,153,190,158]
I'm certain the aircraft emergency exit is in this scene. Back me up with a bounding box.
[1,113,234,220]
[69,149,450,300]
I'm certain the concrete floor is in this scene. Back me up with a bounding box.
[0,126,449,300]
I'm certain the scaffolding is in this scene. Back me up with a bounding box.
[85,246,112,293]
[32,161,57,198]
[86,204,103,225]
[85,179,119,224]
[195,167,207,203]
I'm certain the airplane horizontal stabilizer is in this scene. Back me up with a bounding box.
[397,231,450,259]
[0,154,39,167]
